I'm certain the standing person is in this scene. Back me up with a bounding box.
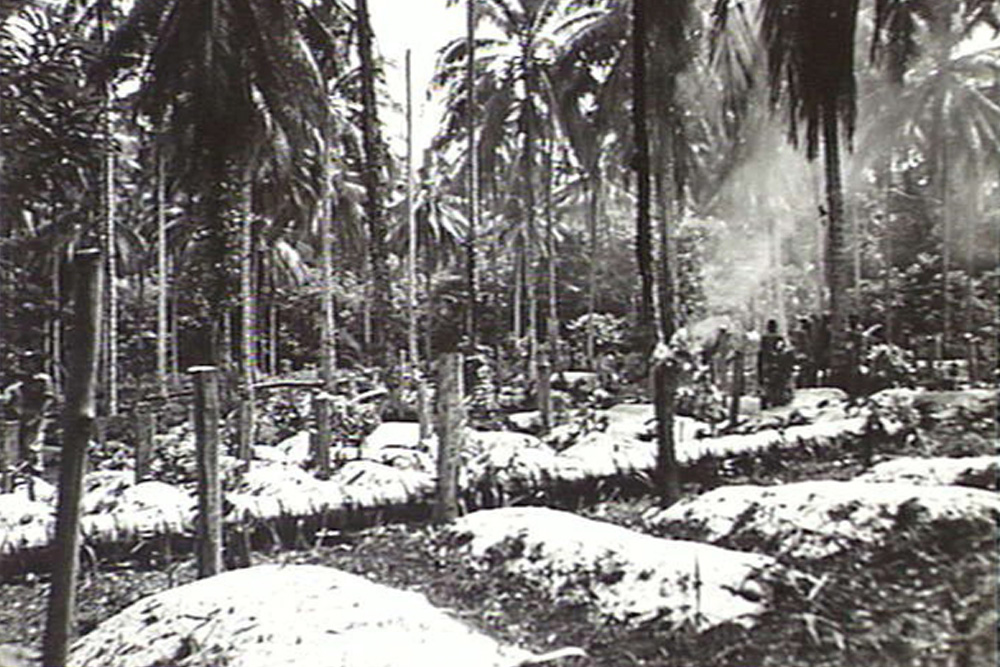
[1,352,55,476]
[812,312,832,385]
[758,319,791,409]
[703,326,733,393]
[844,314,866,396]
[791,317,816,387]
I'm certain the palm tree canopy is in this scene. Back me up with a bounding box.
[98,0,331,190]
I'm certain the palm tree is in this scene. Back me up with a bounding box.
[435,0,602,374]
[714,0,999,386]
[354,0,392,369]
[1,5,103,378]
[101,0,329,360]
[860,12,1000,353]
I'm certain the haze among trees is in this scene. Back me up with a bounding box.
[1,0,997,502]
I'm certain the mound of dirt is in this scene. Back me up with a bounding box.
[449,506,783,629]
[646,480,1000,560]
[69,564,572,667]
[855,455,998,490]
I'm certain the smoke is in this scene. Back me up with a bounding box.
[699,119,820,329]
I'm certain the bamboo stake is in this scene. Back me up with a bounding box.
[538,350,552,433]
[433,352,464,523]
[42,249,103,667]
[134,409,155,483]
[0,421,18,493]
[190,365,223,578]
[314,392,332,480]
[728,346,745,429]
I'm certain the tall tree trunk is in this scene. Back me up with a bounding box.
[940,132,951,354]
[545,139,558,353]
[513,239,523,342]
[631,0,655,348]
[355,0,390,368]
[821,108,851,388]
[406,50,430,438]
[98,0,118,416]
[319,161,336,389]
[585,172,599,368]
[655,166,672,340]
[49,253,62,395]
[882,152,893,344]
[156,146,169,396]
[465,0,479,344]
[522,66,538,381]
[964,173,979,339]
[238,180,255,462]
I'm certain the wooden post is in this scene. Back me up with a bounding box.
[237,398,253,465]
[134,409,155,483]
[42,249,102,667]
[651,350,680,507]
[190,365,223,578]
[538,351,552,432]
[314,392,332,480]
[728,347,745,429]
[0,420,19,493]
[433,352,464,523]
[966,335,979,385]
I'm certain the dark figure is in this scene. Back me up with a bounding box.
[701,326,732,392]
[758,319,793,409]
[812,312,831,385]
[1,354,55,475]
[844,314,865,396]
[791,317,816,387]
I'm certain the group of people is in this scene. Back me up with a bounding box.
[757,313,874,407]
[700,312,871,411]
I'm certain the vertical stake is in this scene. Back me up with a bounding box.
[729,346,745,429]
[538,351,552,432]
[42,249,103,667]
[433,352,464,523]
[135,409,155,483]
[314,392,332,480]
[190,365,223,578]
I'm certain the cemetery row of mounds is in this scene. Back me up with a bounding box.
[0,378,996,666]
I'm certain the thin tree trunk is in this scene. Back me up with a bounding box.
[882,152,893,344]
[632,0,655,347]
[269,299,278,375]
[170,290,180,378]
[545,139,558,353]
[941,135,951,354]
[465,0,479,344]
[406,50,430,438]
[319,166,336,388]
[97,0,118,417]
[513,238,523,341]
[964,174,979,339]
[522,74,538,381]
[822,108,851,388]
[104,122,118,416]
[156,146,169,396]
[585,173,598,368]
[238,181,255,462]
[355,0,390,368]
[49,252,62,395]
